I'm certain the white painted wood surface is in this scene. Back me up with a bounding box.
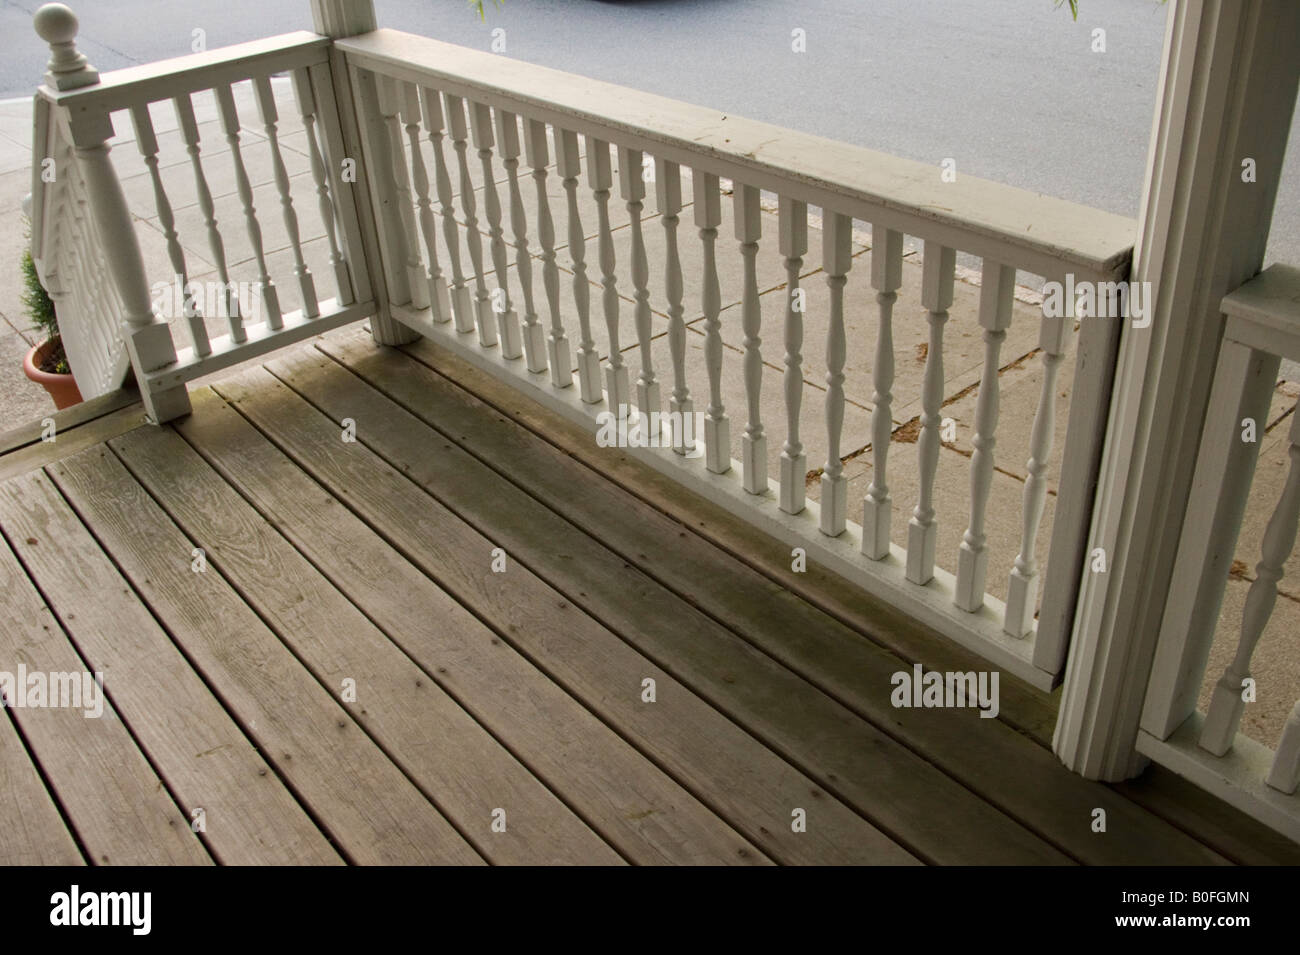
[818,213,852,538]
[499,110,545,373]
[32,7,376,418]
[1005,303,1072,638]
[1135,265,1300,836]
[906,242,954,586]
[376,75,424,314]
[444,93,492,344]
[778,197,808,514]
[555,128,599,403]
[399,81,450,324]
[621,147,659,422]
[525,118,570,387]
[657,157,691,454]
[216,83,281,330]
[695,169,728,475]
[174,91,244,340]
[420,87,471,331]
[589,137,628,413]
[336,30,1134,282]
[129,102,212,355]
[954,263,1014,613]
[735,184,766,495]
[1054,0,1300,789]
[471,100,521,358]
[862,228,902,560]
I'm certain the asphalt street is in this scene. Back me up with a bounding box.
[2,0,1296,264]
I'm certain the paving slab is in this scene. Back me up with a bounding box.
[0,327,55,426]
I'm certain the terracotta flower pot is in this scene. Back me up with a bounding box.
[23,339,82,410]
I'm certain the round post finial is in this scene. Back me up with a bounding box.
[34,4,99,91]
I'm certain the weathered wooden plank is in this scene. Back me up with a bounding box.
[51,448,480,865]
[0,530,210,865]
[0,707,84,865]
[211,363,917,865]
[1115,765,1300,866]
[400,332,1063,744]
[109,425,601,865]
[2,467,339,866]
[0,388,139,458]
[0,404,149,484]
[176,388,755,866]
[322,332,1229,865]
[279,342,1066,864]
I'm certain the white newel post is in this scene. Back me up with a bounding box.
[1054,0,1300,780]
[34,4,191,423]
[309,0,418,346]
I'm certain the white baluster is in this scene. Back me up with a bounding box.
[1201,409,1300,757]
[863,227,903,558]
[1005,289,1073,636]
[1269,701,1300,794]
[399,81,450,323]
[173,91,243,340]
[129,103,210,357]
[778,197,808,513]
[695,169,729,474]
[420,87,473,332]
[498,110,545,373]
[906,242,956,585]
[620,146,659,424]
[554,128,600,402]
[443,93,494,345]
[215,83,281,330]
[253,75,320,319]
[376,75,426,312]
[735,184,767,494]
[820,213,854,536]
[524,119,571,388]
[657,158,692,454]
[291,67,352,305]
[954,262,1015,612]
[471,101,521,358]
[588,137,627,412]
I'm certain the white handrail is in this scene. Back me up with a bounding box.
[336,30,1135,284]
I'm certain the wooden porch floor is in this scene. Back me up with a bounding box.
[3,326,1298,866]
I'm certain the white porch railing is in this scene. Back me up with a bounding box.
[333,29,1135,690]
[29,6,1134,693]
[30,7,377,421]
[29,94,129,399]
[1137,263,1300,841]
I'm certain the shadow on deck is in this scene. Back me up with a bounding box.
[2,326,1297,865]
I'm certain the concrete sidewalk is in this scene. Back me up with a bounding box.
[2,86,1297,748]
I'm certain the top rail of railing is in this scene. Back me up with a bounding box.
[337,28,1136,282]
[37,31,330,113]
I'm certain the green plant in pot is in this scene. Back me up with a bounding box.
[20,238,81,410]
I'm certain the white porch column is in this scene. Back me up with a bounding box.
[309,0,419,346]
[1055,0,1300,780]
